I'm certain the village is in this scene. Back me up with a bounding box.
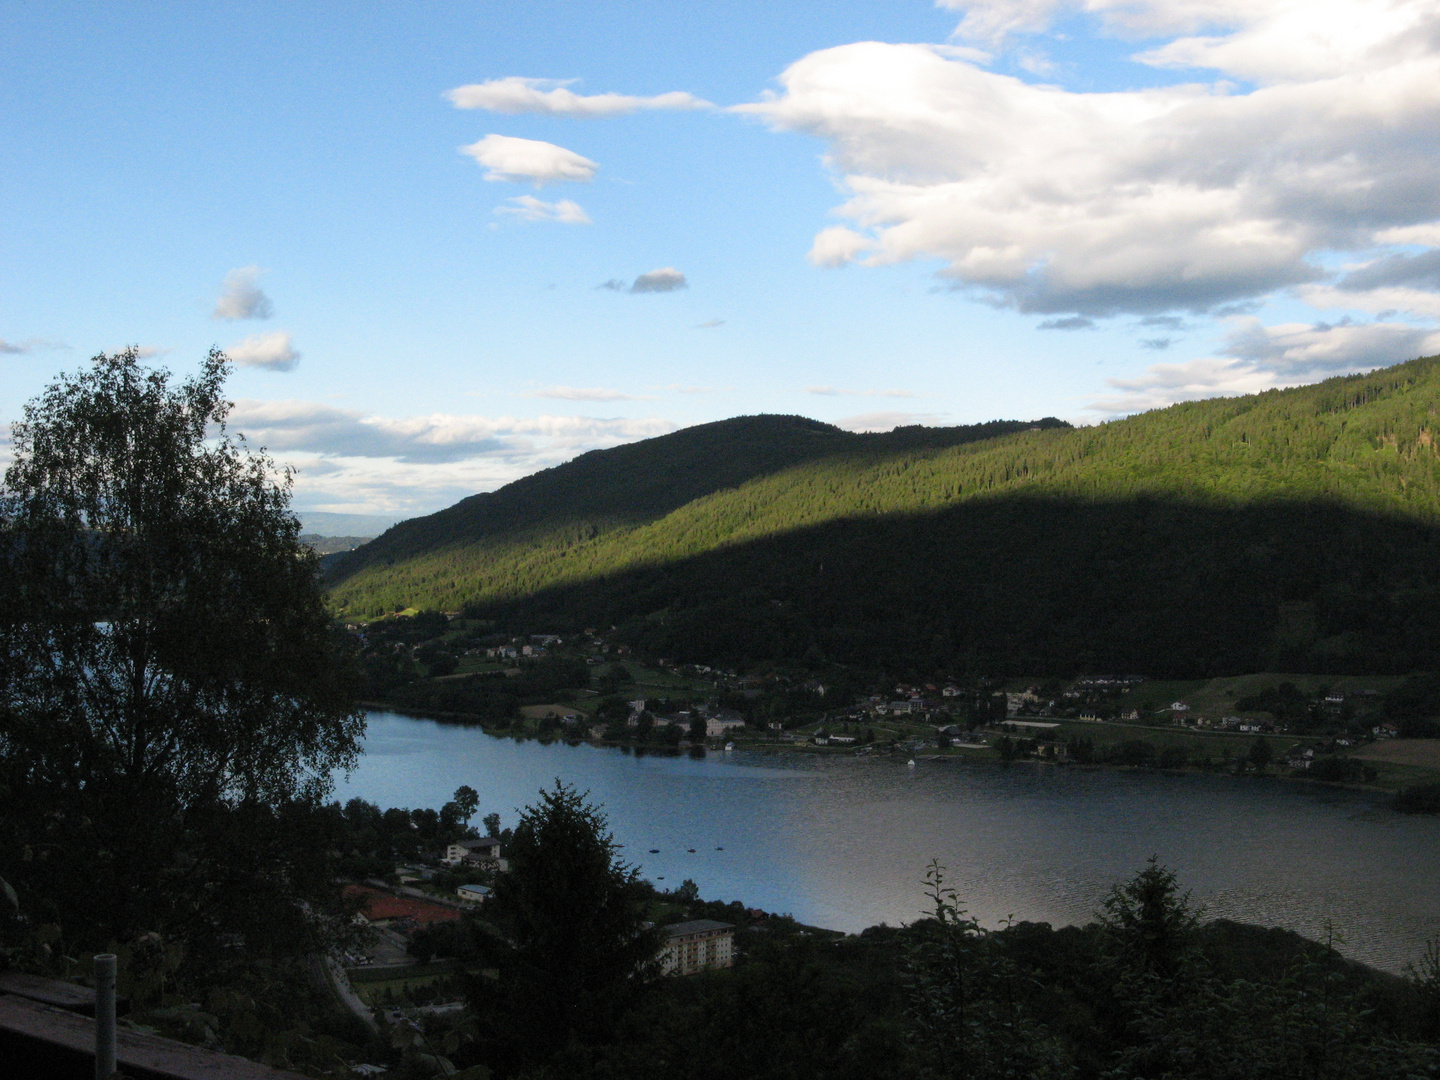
[332,824,747,1032]
[349,612,1439,791]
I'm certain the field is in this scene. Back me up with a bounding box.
[1047,673,1405,719]
[1351,738,1440,769]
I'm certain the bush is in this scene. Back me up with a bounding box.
[1308,756,1367,783]
[1394,783,1440,814]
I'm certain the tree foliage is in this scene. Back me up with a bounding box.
[468,781,661,1076]
[0,347,363,955]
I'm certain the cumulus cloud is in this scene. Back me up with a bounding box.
[494,195,592,224]
[628,267,688,293]
[1336,249,1440,293]
[521,386,658,401]
[805,386,916,398]
[1140,338,1175,350]
[1089,314,1440,414]
[1089,356,1282,415]
[1222,316,1440,375]
[835,411,947,431]
[460,134,597,185]
[808,227,873,268]
[226,331,300,372]
[738,0,1440,318]
[212,266,273,320]
[1038,316,1095,330]
[446,76,711,116]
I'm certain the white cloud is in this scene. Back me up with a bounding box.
[460,134,597,185]
[494,195,592,224]
[739,1,1440,318]
[226,331,299,372]
[1088,355,1280,414]
[695,319,726,329]
[808,226,873,268]
[1088,314,1440,414]
[521,386,658,401]
[835,411,947,431]
[629,267,688,293]
[446,76,711,116]
[1223,316,1440,375]
[212,266,273,320]
[224,399,677,514]
[805,386,916,398]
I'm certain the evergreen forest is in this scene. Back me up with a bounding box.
[327,356,1440,676]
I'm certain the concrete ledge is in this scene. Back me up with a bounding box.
[0,993,311,1080]
[0,970,101,1014]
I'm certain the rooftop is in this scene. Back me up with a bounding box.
[662,919,734,938]
[344,885,462,926]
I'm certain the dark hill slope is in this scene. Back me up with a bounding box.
[326,414,1064,608]
[329,358,1440,675]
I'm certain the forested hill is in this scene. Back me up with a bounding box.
[329,357,1440,677]
[326,413,1063,589]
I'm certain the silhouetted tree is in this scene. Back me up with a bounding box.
[0,347,363,957]
[469,781,661,1076]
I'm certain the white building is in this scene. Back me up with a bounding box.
[456,884,492,903]
[706,713,746,738]
[658,920,735,976]
[443,837,506,869]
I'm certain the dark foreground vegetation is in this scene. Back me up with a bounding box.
[403,786,1440,1080]
[547,865,1440,1080]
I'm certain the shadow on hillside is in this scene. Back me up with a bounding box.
[468,495,1440,678]
[327,415,1066,586]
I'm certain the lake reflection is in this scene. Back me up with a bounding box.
[339,711,1440,973]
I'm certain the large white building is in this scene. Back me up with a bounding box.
[705,713,746,738]
[443,837,506,870]
[658,920,734,976]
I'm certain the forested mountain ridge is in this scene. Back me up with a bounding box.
[329,357,1440,676]
[326,414,1067,608]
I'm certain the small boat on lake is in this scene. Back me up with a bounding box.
[648,848,660,853]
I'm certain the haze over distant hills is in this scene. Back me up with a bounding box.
[297,511,404,538]
[327,358,1440,677]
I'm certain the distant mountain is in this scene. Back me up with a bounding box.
[327,359,1440,676]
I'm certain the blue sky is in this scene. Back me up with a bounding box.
[5,1,1440,519]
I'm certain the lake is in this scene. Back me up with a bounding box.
[338,710,1440,974]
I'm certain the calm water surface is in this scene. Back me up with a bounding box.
[338,711,1440,973]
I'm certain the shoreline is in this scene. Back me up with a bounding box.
[358,700,1426,803]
